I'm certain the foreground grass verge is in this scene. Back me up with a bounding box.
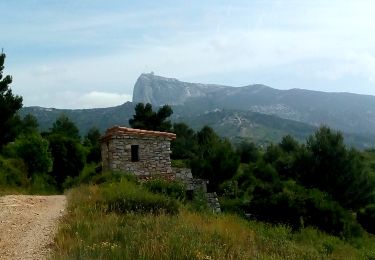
[0,186,25,196]
[53,180,375,259]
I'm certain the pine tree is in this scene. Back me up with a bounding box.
[0,51,23,147]
[50,114,80,141]
[129,103,173,132]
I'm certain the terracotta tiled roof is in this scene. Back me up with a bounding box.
[101,126,176,141]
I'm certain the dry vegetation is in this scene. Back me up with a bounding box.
[53,179,375,259]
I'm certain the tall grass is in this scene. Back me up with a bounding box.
[53,180,375,259]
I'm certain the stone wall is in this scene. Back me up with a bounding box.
[173,167,192,181]
[101,134,173,176]
[206,193,221,213]
[173,167,208,192]
[173,167,221,212]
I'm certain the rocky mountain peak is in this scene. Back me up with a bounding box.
[132,73,227,106]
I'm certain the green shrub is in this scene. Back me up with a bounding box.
[99,180,179,215]
[249,180,363,238]
[301,191,363,238]
[171,159,189,168]
[12,133,52,176]
[143,178,186,200]
[219,197,245,216]
[186,188,210,212]
[0,156,28,187]
[62,163,99,189]
[83,127,102,163]
[47,134,85,187]
[91,170,137,185]
[62,165,138,190]
[28,173,57,194]
[79,163,101,183]
[358,204,375,234]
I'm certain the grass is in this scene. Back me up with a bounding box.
[0,175,58,196]
[53,180,375,259]
[0,186,26,196]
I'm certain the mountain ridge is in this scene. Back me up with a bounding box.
[19,73,375,149]
[133,73,375,135]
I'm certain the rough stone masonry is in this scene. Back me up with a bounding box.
[100,126,221,213]
[100,126,176,176]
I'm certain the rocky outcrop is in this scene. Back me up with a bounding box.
[132,73,228,106]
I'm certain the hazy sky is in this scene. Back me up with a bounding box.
[2,0,375,108]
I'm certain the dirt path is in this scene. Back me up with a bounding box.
[0,195,66,260]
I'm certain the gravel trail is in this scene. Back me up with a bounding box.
[0,195,66,260]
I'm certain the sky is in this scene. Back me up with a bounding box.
[1,0,375,108]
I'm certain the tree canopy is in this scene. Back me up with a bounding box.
[217,126,375,236]
[46,115,85,187]
[129,103,173,132]
[13,133,52,176]
[0,52,23,147]
[50,114,81,140]
[83,127,102,163]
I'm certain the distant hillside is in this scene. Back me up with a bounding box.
[134,73,375,135]
[18,73,375,149]
[20,102,135,134]
[178,109,375,148]
[20,103,375,149]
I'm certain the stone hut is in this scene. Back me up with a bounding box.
[100,126,176,176]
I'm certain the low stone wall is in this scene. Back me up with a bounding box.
[172,167,221,212]
[206,192,221,213]
[173,167,193,181]
[173,167,207,192]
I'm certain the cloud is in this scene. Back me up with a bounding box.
[5,0,375,108]
[25,91,131,109]
[78,91,132,108]
[11,24,375,107]
[314,52,375,82]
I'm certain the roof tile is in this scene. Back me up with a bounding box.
[101,126,176,141]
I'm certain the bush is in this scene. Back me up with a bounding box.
[91,171,137,185]
[28,173,57,194]
[143,178,186,200]
[12,133,52,176]
[62,163,98,189]
[83,127,101,163]
[191,126,240,191]
[248,180,363,238]
[171,159,189,168]
[47,134,85,187]
[358,204,375,234]
[99,180,179,215]
[62,166,138,190]
[0,156,28,187]
[301,189,363,238]
[236,141,260,163]
[186,187,210,212]
[301,127,375,210]
[219,197,245,216]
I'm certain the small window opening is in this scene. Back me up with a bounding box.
[104,142,109,166]
[131,145,139,162]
